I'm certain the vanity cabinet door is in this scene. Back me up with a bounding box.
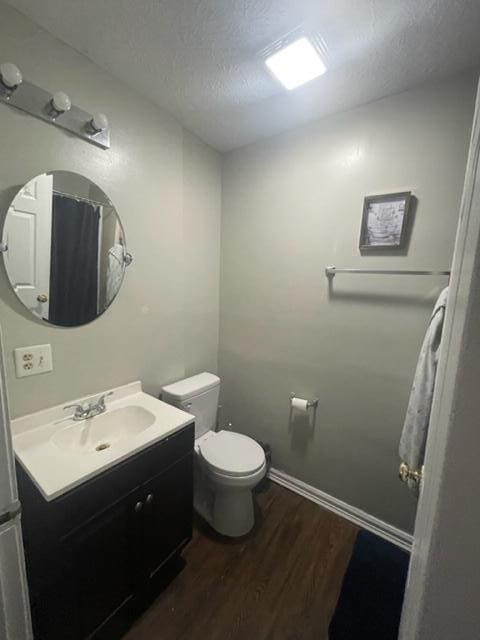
[64,489,144,640]
[142,453,193,592]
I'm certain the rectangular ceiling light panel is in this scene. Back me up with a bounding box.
[265,37,327,90]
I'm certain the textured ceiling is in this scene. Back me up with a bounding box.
[5,0,480,151]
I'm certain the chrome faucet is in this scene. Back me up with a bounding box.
[64,392,113,421]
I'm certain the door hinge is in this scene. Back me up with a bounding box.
[0,501,22,526]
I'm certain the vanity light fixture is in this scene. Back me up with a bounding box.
[0,62,22,92]
[265,37,326,90]
[49,91,72,117]
[0,62,110,149]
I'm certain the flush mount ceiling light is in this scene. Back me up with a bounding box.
[265,37,326,90]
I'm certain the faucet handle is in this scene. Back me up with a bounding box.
[97,391,113,407]
[63,403,84,412]
[63,403,87,419]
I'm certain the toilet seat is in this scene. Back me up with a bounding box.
[199,430,265,477]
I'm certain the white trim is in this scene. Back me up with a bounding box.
[269,468,413,552]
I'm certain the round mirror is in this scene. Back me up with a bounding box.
[2,171,130,327]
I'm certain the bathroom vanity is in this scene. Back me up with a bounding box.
[12,383,195,640]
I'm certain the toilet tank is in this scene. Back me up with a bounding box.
[161,372,220,439]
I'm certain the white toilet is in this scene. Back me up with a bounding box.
[161,372,266,537]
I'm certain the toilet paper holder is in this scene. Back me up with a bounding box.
[289,393,319,409]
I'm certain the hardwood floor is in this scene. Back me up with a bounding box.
[123,482,358,640]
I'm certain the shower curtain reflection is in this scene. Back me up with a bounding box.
[49,195,100,326]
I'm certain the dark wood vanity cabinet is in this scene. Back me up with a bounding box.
[17,424,194,640]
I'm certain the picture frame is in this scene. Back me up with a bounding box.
[359,191,412,250]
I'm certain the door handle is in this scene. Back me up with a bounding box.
[37,294,48,303]
[134,501,143,513]
[145,493,154,505]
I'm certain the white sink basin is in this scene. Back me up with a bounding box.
[51,405,156,454]
[12,381,194,501]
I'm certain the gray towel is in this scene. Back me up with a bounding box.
[399,287,448,488]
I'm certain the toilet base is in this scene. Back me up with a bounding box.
[194,457,264,538]
[212,486,255,537]
[194,484,255,538]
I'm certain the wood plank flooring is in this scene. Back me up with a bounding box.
[123,482,358,640]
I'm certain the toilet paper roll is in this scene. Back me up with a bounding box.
[291,397,309,412]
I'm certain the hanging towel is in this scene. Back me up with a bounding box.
[399,287,449,490]
[105,244,124,308]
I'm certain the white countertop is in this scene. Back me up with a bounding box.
[12,381,194,501]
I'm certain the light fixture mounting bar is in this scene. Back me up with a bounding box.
[0,77,110,149]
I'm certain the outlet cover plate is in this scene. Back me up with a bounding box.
[14,344,53,378]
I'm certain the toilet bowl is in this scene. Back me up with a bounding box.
[196,430,266,536]
[161,373,266,537]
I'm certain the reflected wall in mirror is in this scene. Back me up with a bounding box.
[2,171,128,327]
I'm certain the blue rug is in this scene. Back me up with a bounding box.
[329,530,410,639]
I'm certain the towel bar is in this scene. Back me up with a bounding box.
[326,266,450,278]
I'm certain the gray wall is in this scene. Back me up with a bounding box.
[219,73,476,532]
[182,131,221,376]
[0,2,221,417]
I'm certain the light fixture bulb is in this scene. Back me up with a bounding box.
[51,91,71,114]
[0,62,23,90]
[90,112,108,133]
[265,37,326,90]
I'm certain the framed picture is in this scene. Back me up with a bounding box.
[359,191,412,250]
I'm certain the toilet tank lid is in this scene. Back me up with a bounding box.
[161,372,220,400]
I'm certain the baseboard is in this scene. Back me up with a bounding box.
[268,468,413,552]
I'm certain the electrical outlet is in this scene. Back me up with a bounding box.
[14,344,53,378]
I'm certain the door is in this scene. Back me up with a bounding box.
[399,78,480,639]
[62,490,144,640]
[143,454,193,586]
[0,327,18,515]
[0,518,33,640]
[0,326,33,640]
[2,173,53,319]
